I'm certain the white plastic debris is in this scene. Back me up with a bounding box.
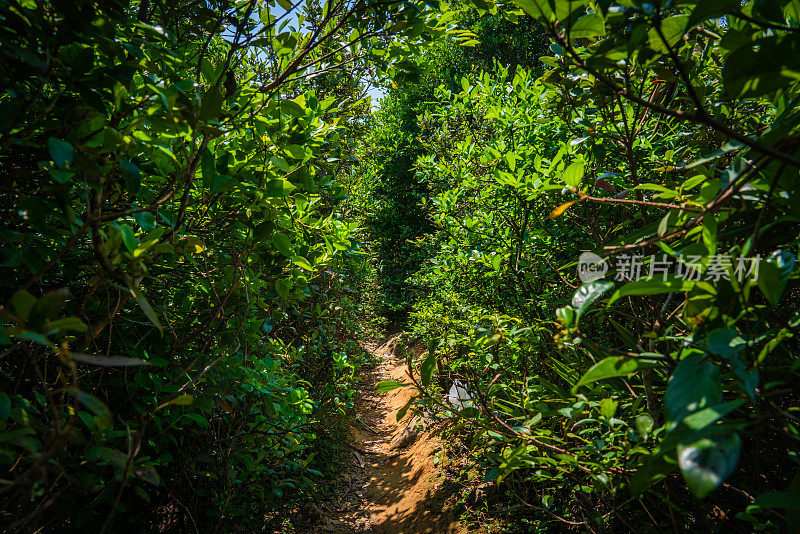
[448,380,474,410]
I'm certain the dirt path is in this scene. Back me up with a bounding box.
[315,335,462,534]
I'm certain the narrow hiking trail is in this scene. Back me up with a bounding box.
[314,336,462,534]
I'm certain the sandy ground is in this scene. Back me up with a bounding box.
[312,335,462,534]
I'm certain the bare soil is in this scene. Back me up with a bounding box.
[312,335,462,534]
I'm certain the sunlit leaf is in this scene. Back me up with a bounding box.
[678,431,740,498]
[571,281,613,325]
[376,380,406,392]
[573,356,657,393]
[549,198,582,219]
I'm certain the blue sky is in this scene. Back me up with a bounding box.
[266,2,387,107]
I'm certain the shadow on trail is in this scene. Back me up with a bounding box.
[315,335,462,534]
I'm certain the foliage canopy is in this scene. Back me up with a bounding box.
[3,0,800,532]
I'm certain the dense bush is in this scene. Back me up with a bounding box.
[382,1,800,531]
[354,5,548,319]
[3,0,800,532]
[0,0,440,530]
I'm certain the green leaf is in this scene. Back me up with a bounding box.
[284,144,307,160]
[421,351,437,387]
[32,289,68,320]
[275,278,292,299]
[211,174,232,194]
[572,356,657,393]
[756,470,800,528]
[396,396,415,421]
[706,329,758,398]
[608,317,637,349]
[120,224,138,253]
[12,290,37,321]
[273,32,299,55]
[635,414,654,440]
[701,215,717,256]
[562,161,584,188]
[599,397,618,419]
[72,389,112,430]
[706,328,745,358]
[160,394,193,409]
[755,491,800,510]
[271,232,294,258]
[376,380,405,392]
[755,0,787,22]
[294,193,309,212]
[134,211,156,231]
[48,138,74,168]
[264,179,297,197]
[675,399,745,436]
[120,161,141,194]
[199,86,224,121]
[130,287,164,337]
[659,398,747,456]
[183,412,208,427]
[134,465,161,486]
[291,256,314,271]
[631,455,676,495]
[91,446,159,486]
[678,430,740,498]
[88,446,127,469]
[569,13,605,39]
[556,306,575,328]
[280,100,305,118]
[649,15,689,54]
[608,277,699,306]
[512,0,585,21]
[201,147,215,188]
[44,317,89,334]
[571,281,613,325]
[724,34,800,98]
[15,331,55,348]
[134,227,165,258]
[665,352,720,429]
[757,250,796,306]
[482,466,500,482]
[688,0,740,27]
[50,169,74,184]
